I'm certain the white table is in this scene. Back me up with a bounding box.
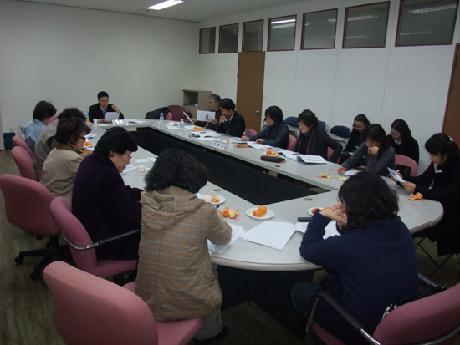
[91,122,443,271]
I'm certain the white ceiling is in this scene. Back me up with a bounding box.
[20,0,308,22]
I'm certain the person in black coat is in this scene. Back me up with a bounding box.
[88,91,124,123]
[215,98,245,138]
[241,105,289,149]
[294,109,342,162]
[389,119,419,163]
[401,133,460,256]
[340,114,370,163]
[292,172,418,344]
[72,127,141,260]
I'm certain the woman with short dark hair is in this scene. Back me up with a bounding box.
[295,109,342,161]
[72,127,141,260]
[241,105,289,149]
[338,124,395,175]
[401,133,460,256]
[292,172,418,344]
[40,115,90,199]
[136,149,231,341]
[389,119,419,163]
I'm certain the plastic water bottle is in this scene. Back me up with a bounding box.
[180,118,184,132]
[159,112,164,122]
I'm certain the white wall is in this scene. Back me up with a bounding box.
[0,0,198,133]
[198,0,460,168]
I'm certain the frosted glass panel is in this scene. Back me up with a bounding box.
[302,9,338,49]
[219,23,238,53]
[397,0,458,46]
[200,27,216,54]
[268,16,296,51]
[243,20,263,51]
[343,2,390,48]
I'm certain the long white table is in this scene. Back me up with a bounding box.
[92,121,443,271]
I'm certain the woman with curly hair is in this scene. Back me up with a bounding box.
[291,172,418,344]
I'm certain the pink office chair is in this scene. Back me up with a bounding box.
[11,146,37,180]
[167,105,188,122]
[245,128,257,138]
[288,135,297,151]
[309,276,460,345]
[44,261,203,345]
[13,134,34,159]
[395,154,418,177]
[0,174,59,279]
[50,197,137,278]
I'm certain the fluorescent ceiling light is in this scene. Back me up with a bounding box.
[148,0,183,10]
[272,18,295,24]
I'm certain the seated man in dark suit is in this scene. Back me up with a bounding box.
[216,98,245,138]
[88,90,124,123]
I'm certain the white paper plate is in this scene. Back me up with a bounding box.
[197,194,226,206]
[308,207,324,216]
[246,207,274,220]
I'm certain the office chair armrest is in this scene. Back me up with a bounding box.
[62,229,140,251]
[315,291,381,345]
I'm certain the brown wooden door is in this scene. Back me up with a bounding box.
[236,52,265,132]
[444,44,460,143]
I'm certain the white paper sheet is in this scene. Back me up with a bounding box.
[297,155,327,164]
[241,221,295,250]
[208,224,245,254]
[197,110,216,121]
[196,137,218,142]
[278,149,297,156]
[199,131,219,137]
[135,157,156,164]
[344,169,361,176]
[127,119,146,125]
[294,221,341,239]
[387,167,406,183]
[121,164,138,175]
[105,112,119,121]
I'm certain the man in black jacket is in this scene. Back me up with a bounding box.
[216,98,245,138]
[88,91,124,123]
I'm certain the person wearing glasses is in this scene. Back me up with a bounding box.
[40,111,90,199]
[72,127,141,261]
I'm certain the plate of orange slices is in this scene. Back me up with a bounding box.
[197,194,226,206]
[246,205,274,220]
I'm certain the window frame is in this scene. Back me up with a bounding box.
[218,23,239,54]
[301,8,338,50]
[267,14,298,52]
[342,1,391,49]
[242,19,264,52]
[395,0,459,47]
[199,26,216,54]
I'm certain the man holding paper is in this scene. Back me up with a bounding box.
[88,90,124,123]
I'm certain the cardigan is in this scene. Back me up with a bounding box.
[40,146,82,199]
[343,129,364,153]
[216,111,246,138]
[343,144,395,175]
[33,121,58,178]
[405,153,460,255]
[250,122,290,149]
[136,186,231,321]
[72,152,141,260]
[294,129,342,162]
[300,213,418,344]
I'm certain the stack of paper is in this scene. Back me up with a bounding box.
[241,221,295,250]
[208,224,245,254]
[344,169,361,176]
[294,221,341,239]
[297,155,327,164]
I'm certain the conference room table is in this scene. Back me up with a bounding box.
[91,120,443,272]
